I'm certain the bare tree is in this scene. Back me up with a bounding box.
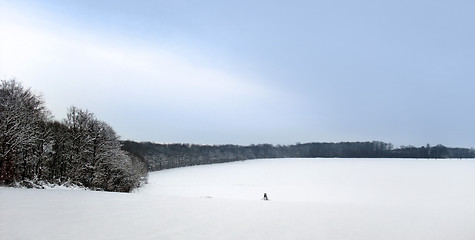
[0,79,48,183]
[63,106,146,191]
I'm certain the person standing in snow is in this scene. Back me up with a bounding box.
[263,193,269,201]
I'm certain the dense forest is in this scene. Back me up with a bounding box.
[122,141,475,171]
[0,79,147,192]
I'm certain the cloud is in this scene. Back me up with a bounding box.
[0,8,281,117]
[0,5,299,144]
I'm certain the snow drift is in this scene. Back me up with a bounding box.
[1,158,474,240]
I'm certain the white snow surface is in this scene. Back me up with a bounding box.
[1,158,475,240]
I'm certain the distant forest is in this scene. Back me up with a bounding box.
[122,141,475,171]
[2,79,474,192]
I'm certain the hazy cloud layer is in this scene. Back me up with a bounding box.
[1,0,474,147]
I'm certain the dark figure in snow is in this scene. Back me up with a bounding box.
[263,193,269,201]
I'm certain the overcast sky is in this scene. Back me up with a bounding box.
[1,0,474,147]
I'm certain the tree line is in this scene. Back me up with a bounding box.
[0,79,147,192]
[3,79,474,190]
[122,141,475,171]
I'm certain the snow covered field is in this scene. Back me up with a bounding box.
[1,158,475,240]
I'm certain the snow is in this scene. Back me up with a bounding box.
[1,158,475,240]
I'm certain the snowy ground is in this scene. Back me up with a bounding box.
[1,158,475,240]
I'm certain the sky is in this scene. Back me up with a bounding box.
[1,0,474,148]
